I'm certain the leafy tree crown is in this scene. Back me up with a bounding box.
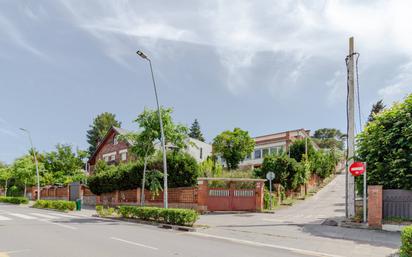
[86,112,121,155]
[188,119,205,142]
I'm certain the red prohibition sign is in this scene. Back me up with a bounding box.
[349,162,366,177]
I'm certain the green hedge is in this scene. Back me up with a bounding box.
[357,94,412,190]
[88,151,199,195]
[117,206,199,226]
[400,225,412,257]
[33,200,76,211]
[0,196,29,204]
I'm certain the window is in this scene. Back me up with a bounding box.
[279,146,284,155]
[121,152,127,161]
[262,148,269,157]
[110,154,115,161]
[113,136,118,145]
[269,147,277,155]
[254,149,262,159]
[199,148,203,160]
[104,156,109,162]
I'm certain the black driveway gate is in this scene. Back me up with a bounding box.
[383,189,412,219]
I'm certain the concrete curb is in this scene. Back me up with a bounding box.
[94,216,198,232]
[382,224,408,232]
[29,206,71,213]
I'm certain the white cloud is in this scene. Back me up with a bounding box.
[55,0,412,97]
[378,61,412,104]
[0,14,48,59]
[326,71,345,104]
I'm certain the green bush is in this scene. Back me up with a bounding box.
[89,151,199,195]
[400,225,412,257]
[289,139,315,162]
[263,188,278,209]
[33,200,75,211]
[0,196,29,204]
[357,94,412,190]
[96,205,116,217]
[259,154,301,191]
[117,206,199,226]
[310,150,338,179]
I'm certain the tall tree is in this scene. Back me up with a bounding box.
[134,107,188,150]
[0,165,12,196]
[312,128,344,150]
[289,139,315,162]
[119,107,189,204]
[188,119,205,142]
[212,128,255,170]
[368,99,385,123]
[43,144,86,185]
[12,155,37,197]
[86,112,121,155]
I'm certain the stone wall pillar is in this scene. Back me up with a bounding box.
[255,182,264,212]
[114,190,119,205]
[197,180,208,212]
[368,185,383,228]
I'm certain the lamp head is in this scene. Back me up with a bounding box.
[136,50,148,59]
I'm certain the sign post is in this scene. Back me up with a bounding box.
[349,162,367,223]
[266,172,275,210]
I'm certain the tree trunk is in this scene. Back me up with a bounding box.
[141,156,148,206]
[24,181,27,198]
[4,180,8,196]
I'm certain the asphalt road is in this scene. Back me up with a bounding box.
[0,203,309,257]
[196,174,400,257]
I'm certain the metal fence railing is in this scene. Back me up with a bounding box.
[383,189,412,219]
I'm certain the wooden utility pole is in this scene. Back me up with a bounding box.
[346,37,356,218]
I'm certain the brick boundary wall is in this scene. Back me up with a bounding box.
[368,185,383,228]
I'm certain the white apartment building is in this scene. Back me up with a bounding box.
[240,128,316,168]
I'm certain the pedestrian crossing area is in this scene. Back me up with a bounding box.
[0,211,79,222]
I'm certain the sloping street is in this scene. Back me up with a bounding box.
[194,173,401,257]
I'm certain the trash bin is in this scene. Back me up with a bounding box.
[76,199,82,211]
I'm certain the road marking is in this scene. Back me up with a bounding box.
[30,213,59,219]
[110,237,158,250]
[188,232,345,257]
[0,215,12,221]
[5,249,31,254]
[37,219,77,230]
[47,212,77,218]
[9,213,37,220]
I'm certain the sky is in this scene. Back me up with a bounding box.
[1,0,412,164]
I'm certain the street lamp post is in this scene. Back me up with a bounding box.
[20,128,40,201]
[136,50,169,209]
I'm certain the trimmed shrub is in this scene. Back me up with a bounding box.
[96,205,115,217]
[0,196,29,204]
[260,155,302,191]
[400,225,412,257]
[117,206,199,226]
[33,200,75,211]
[89,151,199,195]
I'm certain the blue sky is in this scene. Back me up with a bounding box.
[1,0,412,163]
